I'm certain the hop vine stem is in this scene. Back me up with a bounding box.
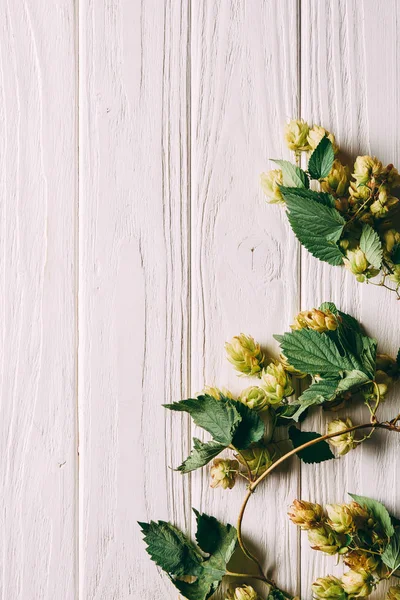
[236,419,400,599]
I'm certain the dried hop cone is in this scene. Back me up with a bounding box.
[260,169,284,204]
[326,503,355,535]
[260,362,294,405]
[307,525,342,555]
[291,308,338,333]
[342,569,374,598]
[312,576,347,600]
[387,586,400,600]
[239,386,270,413]
[284,118,310,152]
[225,585,261,600]
[321,159,351,197]
[327,418,357,456]
[344,550,381,573]
[210,458,239,490]
[236,445,277,477]
[225,334,264,377]
[307,125,339,154]
[288,500,324,530]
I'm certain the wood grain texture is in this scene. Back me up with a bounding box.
[79,1,190,598]
[190,2,300,597]
[0,1,78,598]
[300,1,400,597]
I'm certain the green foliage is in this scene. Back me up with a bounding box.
[281,187,345,265]
[230,399,265,449]
[348,493,394,538]
[289,426,335,464]
[177,439,227,474]
[307,136,335,179]
[382,528,400,572]
[360,224,383,269]
[272,159,309,188]
[139,510,237,600]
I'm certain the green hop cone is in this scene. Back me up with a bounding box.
[210,458,239,490]
[307,125,339,154]
[343,248,379,283]
[344,550,381,573]
[341,569,374,598]
[327,418,357,456]
[352,155,384,187]
[284,118,311,152]
[225,334,264,377]
[260,362,294,405]
[374,370,394,398]
[387,586,400,600]
[312,575,347,600]
[225,585,261,600]
[260,169,284,204]
[307,525,343,555]
[288,499,325,530]
[291,308,338,333]
[239,386,270,413]
[326,504,355,535]
[235,444,278,478]
[321,159,351,197]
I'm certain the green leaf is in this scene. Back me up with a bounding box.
[290,379,339,421]
[272,160,309,189]
[177,438,226,474]
[268,590,286,600]
[139,520,202,578]
[289,426,334,464]
[140,512,237,600]
[348,494,394,538]
[164,395,241,446]
[281,188,345,265]
[336,370,371,392]
[230,400,265,449]
[360,224,383,269]
[382,528,400,572]
[280,186,335,207]
[308,137,335,180]
[319,301,338,314]
[279,328,354,376]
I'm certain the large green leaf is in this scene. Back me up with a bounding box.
[360,224,383,270]
[348,494,394,538]
[230,399,265,449]
[164,395,241,446]
[289,426,334,464]
[279,328,354,376]
[281,188,345,265]
[382,528,400,572]
[177,438,226,474]
[140,511,237,600]
[308,137,335,180]
[272,160,309,188]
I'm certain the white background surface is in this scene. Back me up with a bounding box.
[2,1,400,598]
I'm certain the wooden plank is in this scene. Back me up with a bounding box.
[300,1,400,597]
[78,1,190,598]
[0,1,78,598]
[190,2,300,597]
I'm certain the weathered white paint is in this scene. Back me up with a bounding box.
[2,1,400,598]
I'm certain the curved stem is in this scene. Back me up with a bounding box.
[236,420,400,596]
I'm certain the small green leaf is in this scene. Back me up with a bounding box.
[279,328,354,376]
[348,493,394,538]
[382,528,400,572]
[230,399,265,449]
[164,395,241,446]
[280,186,335,207]
[360,224,383,269]
[319,301,338,314]
[272,160,309,189]
[289,426,334,464]
[290,379,339,421]
[336,370,370,392]
[281,188,345,266]
[193,509,237,560]
[177,438,226,473]
[308,136,335,180]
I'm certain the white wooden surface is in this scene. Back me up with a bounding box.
[2,1,400,598]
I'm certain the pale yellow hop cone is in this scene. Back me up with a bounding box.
[284,118,311,152]
[321,159,351,197]
[210,458,239,490]
[288,499,324,530]
[342,569,374,598]
[326,503,355,535]
[327,418,357,456]
[239,386,270,413]
[260,169,284,204]
[225,585,261,600]
[260,362,294,405]
[291,308,338,333]
[312,576,347,600]
[307,125,339,154]
[225,334,264,377]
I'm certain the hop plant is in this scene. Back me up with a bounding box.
[260,362,294,404]
[225,585,261,600]
[312,576,347,600]
[239,386,270,413]
[291,308,338,333]
[210,458,239,490]
[225,334,264,376]
[235,444,278,477]
[262,119,400,297]
[327,418,357,456]
[288,500,324,530]
[342,569,374,598]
